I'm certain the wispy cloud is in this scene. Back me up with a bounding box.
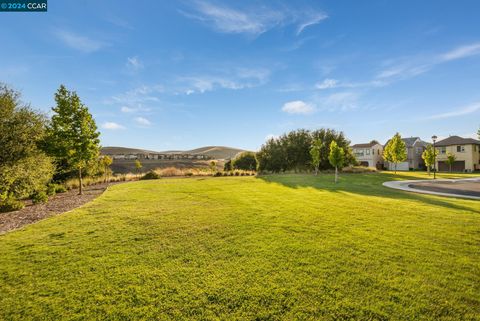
[440,43,480,61]
[315,78,338,89]
[296,12,328,35]
[109,85,164,105]
[428,102,480,120]
[135,116,152,127]
[178,67,270,94]
[181,1,327,36]
[126,56,143,71]
[282,100,315,114]
[54,30,107,53]
[102,122,125,130]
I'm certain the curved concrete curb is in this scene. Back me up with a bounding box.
[383,178,480,200]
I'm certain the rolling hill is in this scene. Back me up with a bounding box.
[101,146,246,160]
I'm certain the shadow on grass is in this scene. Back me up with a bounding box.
[257,173,480,214]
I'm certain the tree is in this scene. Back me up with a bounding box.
[232,152,257,171]
[0,84,54,207]
[224,159,232,172]
[446,152,456,172]
[135,159,142,175]
[310,138,322,175]
[421,145,437,176]
[209,160,217,174]
[478,126,480,140]
[383,133,407,174]
[328,141,345,183]
[101,156,113,183]
[44,85,100,195]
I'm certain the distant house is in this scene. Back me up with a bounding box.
[385,137,427,171]
[351,142,384,169]
[435,136,480,172]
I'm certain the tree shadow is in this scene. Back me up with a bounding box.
[256,173,480,214]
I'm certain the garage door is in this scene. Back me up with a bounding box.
[359,161,369,167]
[438,161,465,172]
[388,162,409,171]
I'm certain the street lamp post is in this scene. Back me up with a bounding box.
[432,135,437,179]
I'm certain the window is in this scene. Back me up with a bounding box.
[354,149,364,157]
[457,145,465,152]
[366,149,370,155]
[438,147,446,154]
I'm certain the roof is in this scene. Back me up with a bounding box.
[435,136,480,147]
[384,137,427,148]
[351,142,380,148]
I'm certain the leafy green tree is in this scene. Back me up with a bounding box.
[101,156,113,182]
[209,160,217,174]
[0,84,54,207]
[223,159,232,172]
[135,159,142,175]
[446,152,456,172]
[421,145,438,176]
[328,141,345,183]
[383,133,407,174]
[310,139,322,175]
[311,128,356,170]
[44,85,100,195]
[232,152,257,171]
[256,137,287,173]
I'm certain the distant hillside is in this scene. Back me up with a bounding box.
[182,146,245,159]
[101,146,159,155]
[101,145,246,160]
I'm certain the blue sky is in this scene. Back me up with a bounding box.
[2,0,480,151]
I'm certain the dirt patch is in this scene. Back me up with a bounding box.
[0,182,120,234]
[409,180,480,197]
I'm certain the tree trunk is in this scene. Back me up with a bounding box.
[315,166,318,176]
[335,166,338,183]
[78,167,83,195]
[394,163,397,174]
[427,166,430,176]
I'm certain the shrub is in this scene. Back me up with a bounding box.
[46,184,57,196]
[0,197,25,213]
[223,172,229,176]
[213,172,223,177]
[140,171,161,180]
[31,191,48,204]
[158,167,183,177]
[341,166,377,174]
[234,171,240,176]
[185,172,193,177]
[55,185,67,193]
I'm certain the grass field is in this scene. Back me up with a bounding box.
[0,172,479,320]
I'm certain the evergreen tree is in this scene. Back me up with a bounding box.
[232,152,257,171]
[44,85,100,195]
[328,141,345,183]
[383,133,407,174]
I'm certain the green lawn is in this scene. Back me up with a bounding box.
[0,172,479,320]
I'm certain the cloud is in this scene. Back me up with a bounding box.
[428,102,480,120]
[102,122,125,130]
[54,30,106,53]
[282,100,314,114]
[315,78,338,89]
[109,85,164,105]
[320,92,359,111]
[265,134,278,141]
[135,116,152,126]
[440,43,480,61]
[182,1,327,36]
[179,68,270,94]
[296,12,328,35]
[126,56,143,71]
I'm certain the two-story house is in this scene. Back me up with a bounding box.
[435,136,480,172]
[351,142,384,169]
[384,137,427,171]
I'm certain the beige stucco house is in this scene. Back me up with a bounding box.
[435,136,480,172]
[351,142,384,169]
[385,137,427,171]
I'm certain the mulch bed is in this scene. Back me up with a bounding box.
[0,182,121,234]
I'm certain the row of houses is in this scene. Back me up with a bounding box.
[351,135,480,172]
[106,153,211,161]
